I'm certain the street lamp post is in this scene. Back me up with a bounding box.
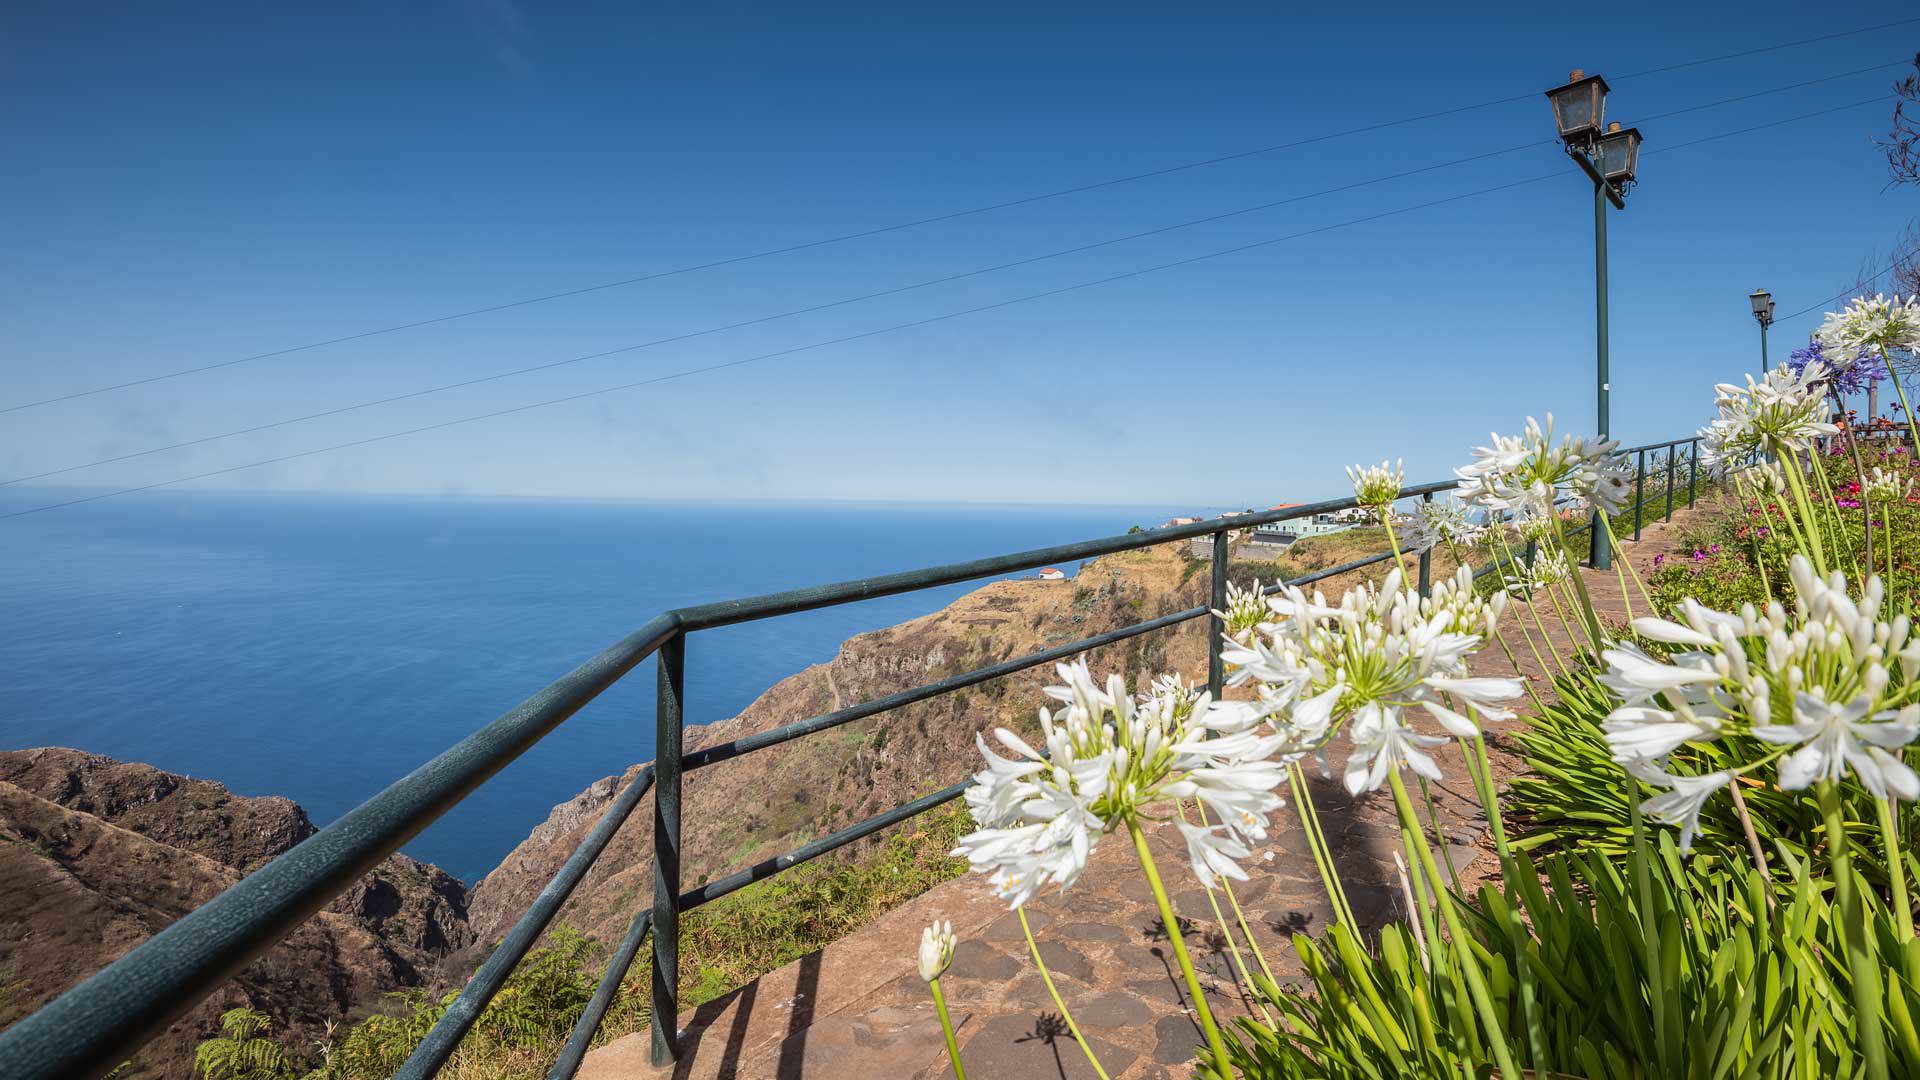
[1749,288,1775,367]
[1545,70,1641,572]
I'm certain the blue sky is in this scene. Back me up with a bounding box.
[2,0,1916,511]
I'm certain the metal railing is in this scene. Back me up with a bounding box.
[0,433,1711,1079]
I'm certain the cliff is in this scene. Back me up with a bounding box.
[467,543,1222,948]
[0,748,472,1077]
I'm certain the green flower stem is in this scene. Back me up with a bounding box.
[1777,450,1830,575]
[1018,907,1110,1080]
[1807,458,1865,583]
[1625,775,1675,1069]
[1387,771,1522,1080]
[1837,406,1883,579]
[1819,780,1888,1080]
[1126,816,1234,1078]
[1176,801,1274,1022]
[1598,514,1653,615]
[1417,775,1461,894]
[1878,795,1913,943]
[1884,353,1920,457]
[1382,515,1412,579]
[1546,515,1604,653]
[927,977,967,1080]
[1187,798,1282,986]
[1490,529,1571,681]
[1291,764,1358,930]
[1464,733,1550,1072]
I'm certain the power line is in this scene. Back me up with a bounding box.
[4,17,1914,416]
[1,94,1886,522]
[1775,262,1897,325]
[3,61,1897,489]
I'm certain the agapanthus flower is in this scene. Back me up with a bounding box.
[1401,498,1485,554]
[1626,761,1732,852]
[1347,459,1404,511]
[1865,466,1914,504]
[918,920,956,981]
[1599,556,1920,850]
[1504,547,1571,597]
[954,661,1287,900]
[1213,579,1270,642]
[1454,414,1628,518]
[1700,363,1838,462]
[1789,337,1889,396]
[1816,293,1920,370]
[1223,567,1520,795]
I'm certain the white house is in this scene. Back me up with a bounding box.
[1036,567,1066,581]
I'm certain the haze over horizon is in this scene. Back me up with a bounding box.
[5,1,1917,511]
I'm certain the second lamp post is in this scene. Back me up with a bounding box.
[1546,69,1642,572]
[1750,288,1775,366]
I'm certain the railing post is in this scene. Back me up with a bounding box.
[650,633,686,1067]
[1207,530,1228,696]
[1664,449,1677,521]
[1687,440,1699,507]
[1632,448,1645,541]
[1417,492,1433,597]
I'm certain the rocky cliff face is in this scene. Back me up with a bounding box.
[0,748,472,1078]
[467,544,1217,948]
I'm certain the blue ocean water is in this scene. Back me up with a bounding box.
[0,490,1192,882]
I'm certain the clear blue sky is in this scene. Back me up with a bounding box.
[3,0,1916,510]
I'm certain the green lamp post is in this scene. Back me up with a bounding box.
[1749,288,1775,366]
[1546,70,1642,571]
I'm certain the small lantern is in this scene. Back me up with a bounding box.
[1545,69,1609,149]
[1750,288,1775,327]
[1594,122,1642,187]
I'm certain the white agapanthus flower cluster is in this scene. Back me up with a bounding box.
[1600,555,1920,850]
[1816,293,1920,364]
[1347,459,1404,511]
[1214,579,1270,643]
[1454,414,1631,518]
[1865,465,1914,504]
[1222,567,1521,796]
[1397,499,1486,555]
[1736,459,1788,497]
[1698,362,1838,462]
[1504,546,1571,598]
[953,661,1287,901]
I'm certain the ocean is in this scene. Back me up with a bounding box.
[0,490,1192,882]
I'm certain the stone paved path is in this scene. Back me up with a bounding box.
[581,501,1717,1080]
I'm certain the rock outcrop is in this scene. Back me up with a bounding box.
[0,748,473,1078]
[468,544,1219,948]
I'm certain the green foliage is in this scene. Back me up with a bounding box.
[195,1008,293,1080]
[1230,833,1920,1078]
[1508,670,1920,897]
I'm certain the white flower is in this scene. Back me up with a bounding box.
[1634,768,1732,853]
[1865,466,1914,504]
[1178,821,1252,887]
[1347,459,1404,510]
[1753,692,1920,800]
[1816,293,1920,365]
[1504,547,1571,597]
[1454,414,1623,518]
[1345,704,1447,794]
[1213,579,1270,642]
[956,659,1287,905]
[1599,555,1920,815]
[1417,498,1486,547]
[918,920,956,981]
[1699,363,1838,462]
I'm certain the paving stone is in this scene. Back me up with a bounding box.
[1055,920,1132,945]
[959,1011,1139,1080]
[1072,991,1153,1028]
[1034,939,1095,982]
[945,939,1020,982]
[1150,1012,1207,1065]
